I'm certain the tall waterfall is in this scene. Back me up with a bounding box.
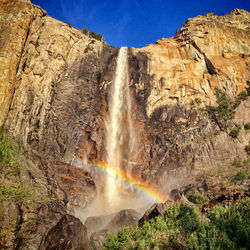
[106,47,135,204]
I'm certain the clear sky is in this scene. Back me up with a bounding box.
[31,0,250,48]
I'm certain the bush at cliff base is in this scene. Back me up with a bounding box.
[104,199,250,250]
[0,127,35,203]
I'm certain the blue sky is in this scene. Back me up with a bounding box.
[31,0,250,48]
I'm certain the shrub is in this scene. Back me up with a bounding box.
[208,199,250,248]
[67,21,72,28]
[231,157,250,168]
[104,200,250,249]
[187,223,235,249]
[244,123,250,130]
[90,31,103,41]
[82,26,89,36]
[206,88,235,131]
[104,203,202,249]
[229,127,240,138]
[232,157,243,168]
[0,183,35,202]
[190,98,202,108]
[35,40,39,48]
[230,169,249,184]
[234,91,248,107]
[187,193,209,204]
[0,128,36,203]
[206,87,249,132]
[84,43,93,53]
[245,143,250,155]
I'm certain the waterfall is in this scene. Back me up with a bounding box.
[106,47,135,204]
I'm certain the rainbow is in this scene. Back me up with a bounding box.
[88,162,167,203]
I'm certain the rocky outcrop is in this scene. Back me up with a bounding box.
[40,214,91,250]
[138,201,173,227]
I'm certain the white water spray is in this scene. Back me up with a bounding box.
[106,47,135,204]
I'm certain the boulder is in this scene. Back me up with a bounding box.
[40,214,91,250]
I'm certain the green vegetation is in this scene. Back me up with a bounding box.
[190,97,202,108]
[82,26,89,36]
[81,26,104,41]
[231,157,250,168]
[230,169,249,184]
[229,127,240,138]
[35,40,39,48]
[206,88,236,131]
[90,31,103,41]
[208,199,250,248]
[84,43,94,53]
[244,123,250,130]
[67,21,72,28]
[245,142,250,155]
[0,126,36,203]
[230,157,249,184]
[104,199,250,249]
[187,193,209,204]
[206,87,249,137]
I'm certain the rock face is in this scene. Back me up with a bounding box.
[135,8,250,117]
[0,0,249,248]
[0,0,46,125]
[40,214,91,250]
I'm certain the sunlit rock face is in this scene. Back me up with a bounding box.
[0,0,46,125]
[133,9,250,118]
[126,8,250,185]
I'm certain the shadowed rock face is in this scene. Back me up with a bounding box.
[40,214,91,250]
[0,1,249,248]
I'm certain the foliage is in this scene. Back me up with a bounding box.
[206,87,249,134]
[66,21,72,28]
[104,199,250,249]
[84,43,94,53]
[187,193,209,204]
[208,199,250,248]
[244,123,250,130]
[230,169,249,184]
[90,31,103,41]
[206,88,235,131]
[82,26,89,36]
[0,183,35,202]
[35,40,39,48]
[0,127,36,203]
[190,98,202,108]
[245,143,250,155]
[230,157,249,184]
[234,90,248,107]
[229,127,240,138]
[81,26,104,41]
[231,157,250,168]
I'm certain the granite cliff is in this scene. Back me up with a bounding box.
[0,0,249,248]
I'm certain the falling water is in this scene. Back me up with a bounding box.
[106,47,135,204]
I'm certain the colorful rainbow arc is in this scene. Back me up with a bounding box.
[88,162,167,203]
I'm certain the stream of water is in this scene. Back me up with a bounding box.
[106,46,135,205]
